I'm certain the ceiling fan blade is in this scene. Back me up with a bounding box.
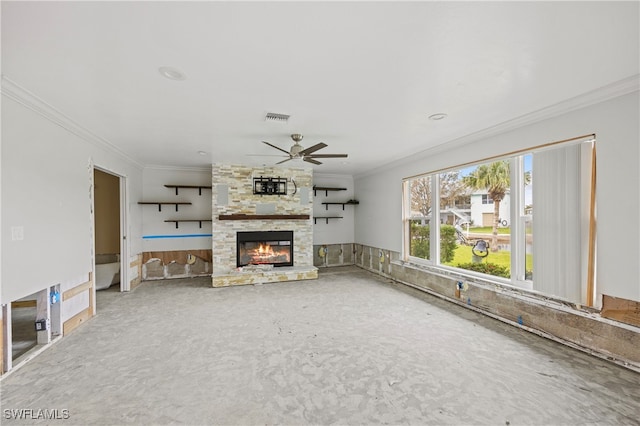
[299,142,327,156]
[307,154,348,158]
[276,158,293,165]
[303,157,322,165]
[262,141,291,155]
[246,154,289,157]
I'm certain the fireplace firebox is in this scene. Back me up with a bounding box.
[237,231,293,267]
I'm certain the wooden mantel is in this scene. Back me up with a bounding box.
[217,214,310,221]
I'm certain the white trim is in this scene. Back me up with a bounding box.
[2,304,11,374]
[0,76,144,170]
[120,175,130,292]
[432,174,441,263]
[92,165,129,293]
[143,164,213,173]
[510,156,528,285]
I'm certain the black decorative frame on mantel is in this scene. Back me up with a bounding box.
[253,176,287,195]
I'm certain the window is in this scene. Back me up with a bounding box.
[406,176,432,260]
[403,137,596,304]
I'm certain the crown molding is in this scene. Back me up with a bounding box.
[1,75,145,170]
[144,164,213,173]
[356,74,640,180]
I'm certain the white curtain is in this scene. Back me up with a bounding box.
[533,142,592,303]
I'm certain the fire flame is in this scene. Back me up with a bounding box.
[242,242,290,265]
[257,243,275,256]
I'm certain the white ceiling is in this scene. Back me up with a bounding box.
[2,1,638,176]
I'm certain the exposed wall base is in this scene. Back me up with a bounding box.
[142,250,212,281]
[313,243,355,268]
[62,308,92,335]
[353,243,640,372]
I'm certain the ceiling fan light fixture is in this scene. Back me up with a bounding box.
[265,112,290,123]
[290,143,303,156]
[260,134,346,166]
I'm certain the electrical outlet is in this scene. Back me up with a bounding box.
[35,318,49,331]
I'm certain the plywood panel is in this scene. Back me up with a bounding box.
[11,300,37,308]
[63,308,91,335]
[601,295,640,327]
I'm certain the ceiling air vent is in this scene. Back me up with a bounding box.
[265,112,290,123]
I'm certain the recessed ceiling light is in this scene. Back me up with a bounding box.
[159,67,186,81]
[197,151,208,156]
[428,113,448,121]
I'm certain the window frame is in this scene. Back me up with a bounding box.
[481,194,493,205]
[402,134,596,297]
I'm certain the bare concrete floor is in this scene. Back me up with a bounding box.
[1,266,639,425]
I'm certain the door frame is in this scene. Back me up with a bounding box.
[92,166,130,296]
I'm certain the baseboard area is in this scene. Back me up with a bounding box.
[142,250,212,281]
[352,243,640,372]
[313,243,355,268]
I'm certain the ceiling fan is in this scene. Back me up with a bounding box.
[261,134,347,165]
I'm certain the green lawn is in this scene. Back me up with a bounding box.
[443,244,533,272]
[467,226,511,235]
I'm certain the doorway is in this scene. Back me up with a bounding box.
[10,295,37,361]
[93,168,127,295]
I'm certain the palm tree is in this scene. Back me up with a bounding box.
[463,161,510,251]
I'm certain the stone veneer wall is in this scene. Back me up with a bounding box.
[211,164,314,277]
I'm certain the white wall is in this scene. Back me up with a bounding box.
[355,90,640,302]
[1,95,143,302]
[312,174,355,245]
[141,167,212,252]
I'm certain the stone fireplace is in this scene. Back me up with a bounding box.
[211,164,318,287]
